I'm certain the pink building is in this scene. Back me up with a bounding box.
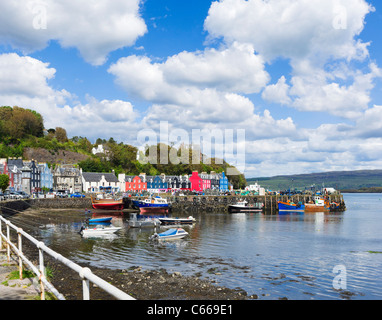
[189,171,203,192]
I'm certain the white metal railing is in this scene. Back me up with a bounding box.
[0,215,135,300]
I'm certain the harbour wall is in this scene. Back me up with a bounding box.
[0,194,346,215]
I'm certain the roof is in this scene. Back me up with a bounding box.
[82,172,118,183]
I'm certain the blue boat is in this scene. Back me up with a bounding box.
[277,200,305,212]
[132,196,169,208]
[88,217,113,224]
[150,228,188,241]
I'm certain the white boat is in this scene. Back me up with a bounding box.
[228,200,263,213]
[158,216,196,225]
[79,225,121,236]
[150,228,188,241]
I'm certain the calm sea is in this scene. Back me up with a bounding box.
[8,193,382,300]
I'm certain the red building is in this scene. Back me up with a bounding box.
[0,159,14,189]
[189,171,203,192]
[125,175,147,192]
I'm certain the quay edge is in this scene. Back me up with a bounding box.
[0,194,346,215]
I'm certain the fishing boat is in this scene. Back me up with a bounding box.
[228,200,263,213]
[150,228,188,241]
[304,196,329,212]
[158,216,196,225]
[91,197,124,210]
[132,196,169,209]
[277,200,305,212]
[88,217,113,224]
[79,225,121,236]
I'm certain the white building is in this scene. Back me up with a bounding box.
[82,171,119,193]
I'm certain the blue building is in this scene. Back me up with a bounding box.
[146,175,168,191]
[38,162,53,190]
[219,172,229,192]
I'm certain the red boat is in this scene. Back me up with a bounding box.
[91,197,124,210]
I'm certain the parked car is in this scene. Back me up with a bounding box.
[16,191,29,199]
[0,193,4,201]
[70,192,85,198]
[56,191,68,198]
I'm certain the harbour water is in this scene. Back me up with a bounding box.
[7,193,382,300]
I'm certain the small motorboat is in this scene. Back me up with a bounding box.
[88,217,113,224]
[79,225,121,236]
[228,200,263,213]
[150,228,188,241]
[158,216,196,225]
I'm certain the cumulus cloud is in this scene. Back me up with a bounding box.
[0,53,139,141]
[0,0,147,65]
[204,0,373,63]
[108,43,270,102]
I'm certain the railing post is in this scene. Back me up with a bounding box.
[0,219,2,250]
[17,228,23,280]
[80,267,91,300]
[6,222,10,262]
[38,242,46,300]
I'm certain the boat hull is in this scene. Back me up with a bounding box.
[304,204,329,212]
[228,205,262,213]
[80,226,121,236]
[139,207,169,214]
[92,203,124,210]
[158,217,195,225]
[277,201,305,212]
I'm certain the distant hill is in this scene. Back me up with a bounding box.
[247,170,382,192]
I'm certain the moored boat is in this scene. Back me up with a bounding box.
[228,200,263,213]
[132,196,169,209]
[88,217,113,224]
[158,216,196,225]
[277,200,305,212]
[150,228,188,241]
[91,197,124,210]
[304,196,329,212]
[79,225,121,236]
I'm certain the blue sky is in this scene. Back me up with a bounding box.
[1,0,382,178]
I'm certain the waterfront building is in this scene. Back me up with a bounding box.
[200,172,211,190]
[125,175,147,193]
[53,165,82,193]
[189,171,203,192]
[0,158,14,190]
[38,162,53,190]
[146,175,168,193]
[219,172,229,192]
[23,160,41,192]
[82,171,119,193]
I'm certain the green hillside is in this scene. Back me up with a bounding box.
[247,170,382,192]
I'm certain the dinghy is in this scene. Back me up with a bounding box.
[150,228,188,241]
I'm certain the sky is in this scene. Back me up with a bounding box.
[1,0,382,178]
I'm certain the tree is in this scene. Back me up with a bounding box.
[0,174,10,192]
[55,127,68,143]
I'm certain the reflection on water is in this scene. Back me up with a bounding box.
[6,193,382,300]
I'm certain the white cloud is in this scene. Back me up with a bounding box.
[262,76,291,105]
[0,53,139,141]
[0,0,147,65]
[204,0,373,63]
